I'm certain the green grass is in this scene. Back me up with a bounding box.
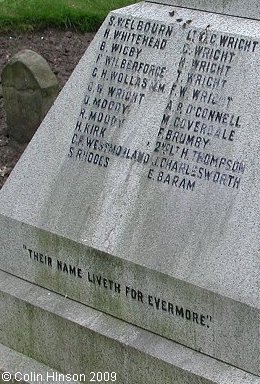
[0,0,138,32]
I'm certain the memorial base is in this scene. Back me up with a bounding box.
[0,343,79,384]
[0,270,258,384]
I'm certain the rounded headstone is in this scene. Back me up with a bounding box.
[1,49,59,143]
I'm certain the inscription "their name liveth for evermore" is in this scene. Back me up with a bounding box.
[23,244,213,329]
[67,14,258,192]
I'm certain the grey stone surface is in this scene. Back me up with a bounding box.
[146,0,260,20]
[0,0,259,381]
[0,343,78,384]
[1,49,58,143]
[0,216,258,376]
[0,270,259,384]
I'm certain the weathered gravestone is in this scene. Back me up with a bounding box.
[0,1,259,383]
[1,49,58,143]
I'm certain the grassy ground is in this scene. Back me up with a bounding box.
[0,0,138,32]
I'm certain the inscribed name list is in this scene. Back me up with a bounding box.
[68,15,257,193]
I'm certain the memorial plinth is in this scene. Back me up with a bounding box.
[0,0,259,382]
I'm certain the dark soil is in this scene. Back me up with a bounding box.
[0,29,95,189]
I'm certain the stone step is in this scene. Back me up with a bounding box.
[0,270,258,384]
[0,343,80,384]
[0,216,258,375]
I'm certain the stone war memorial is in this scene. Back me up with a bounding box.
[0,0,259,383]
